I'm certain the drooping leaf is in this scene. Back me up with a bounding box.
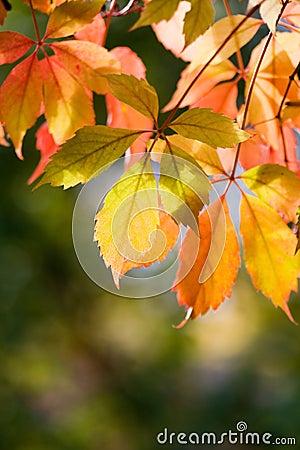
[28,122,59,185]
[241,164,300,222]
[45,0,105,38]
[159,145,211,229]
[173,197,240,320]
[169,108,249,148]
[0,32,34,64]
[106,74,159,121]
[36,126,143,189]
[0,53,43,158]
[167,134,227,175]
[132,0,181,30]
[50,40,120,94]
[183,0,215,48]
[189,15,262,69]
[240,194,300,322]
[94,157,160,285]
[41,55,95,144]
[260,0,282,34]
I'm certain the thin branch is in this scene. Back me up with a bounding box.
[223,0,245,75]
[102,0,118,45]
[28,0,41,44]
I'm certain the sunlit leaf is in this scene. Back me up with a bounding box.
[75,14,106,45]
[106,74,159,120]
[169,108,249,148]
[36,126,143,189]
[132,0,181,29]
[282,100,300,123]
[183,0,214,48]
[260,0,282,34]
[0,32,34,64]
[51,40,120,94]
[45,0,105,38]
[241,164,300,222]
[41,55,95,144]
[0,54,43,158]
[240,194,300,322]
[174,197,240,319]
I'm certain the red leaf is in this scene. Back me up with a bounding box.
[0,53,43,158]
[0,32,34,64]
[28,122,59,184]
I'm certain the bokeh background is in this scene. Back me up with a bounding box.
[1,1,300,449]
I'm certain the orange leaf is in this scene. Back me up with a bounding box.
[240,194,300,322]
[106,47,153,156]
[28,122,59,184]
[282,2,300,28]
[193,80,238,119]
[0,32,34,64]
[0,1,8,25]
[41,55,95,144]
[51,40,120,94]
[0,53,43,158]
[174,197,240,319]
[75,14,106,46]
[22,0,52,14]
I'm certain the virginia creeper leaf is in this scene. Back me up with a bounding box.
[36,126,143,189]
[106,74,159,121]
[260,0,282,34]
[169,108,249,148]
[0,53,43,158]
[241,164,300,222]
[168,134,227,175]
[95,157,160,286]
[174,197,240,319]
[183,0,214,48]
[45,0,105,38]
[51,40,120,94]
[240,194,300,322]
[41,55,95,145]
[0,32,34,64]
[159,145,211,229]
[75,14,106,45]
[189,15,261,69]
[132,0,181,30]
[22,0,52,14]
[28,122,59,185]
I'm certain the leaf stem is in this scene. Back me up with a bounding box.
[102,0,118,45]
[28,0,41,44]
[223,0,245,75]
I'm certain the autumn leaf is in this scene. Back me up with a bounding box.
[36,126,144,189]
[240,164,300,222]
[240,194,300,322]
[45,0,105,38]
[106,74,159,121]
[28,122,59,185]
[0,53,43,159]
[183,0,215,48]
[75,14,106,46]
[0,0,10,25]
[260,0,282,34]
[169,108,249,148]
[167,134,227,176]
[159,144,211,229]
[132,0,181,30]
[193,80,238,119]
[50,40,120,94]
[0,32,34,64]
[173,197,240,321]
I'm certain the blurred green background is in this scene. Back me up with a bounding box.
[1,1,300,449]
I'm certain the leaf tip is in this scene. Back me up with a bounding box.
[173,306,193,329]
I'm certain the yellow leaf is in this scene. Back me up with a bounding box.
[240,194,300,322]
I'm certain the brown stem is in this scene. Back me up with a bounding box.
[102,0,118,45]
[223,0,245,74]
[28,0,41,44]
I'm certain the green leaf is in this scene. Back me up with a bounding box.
[169,108,249,148]
[159,145,211,230]
[132,0,181,29]
[241,164,300,222]
[183,0,215,48]
[45,0,105,39]
[106,74,159,120]
[35,126,143,189]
